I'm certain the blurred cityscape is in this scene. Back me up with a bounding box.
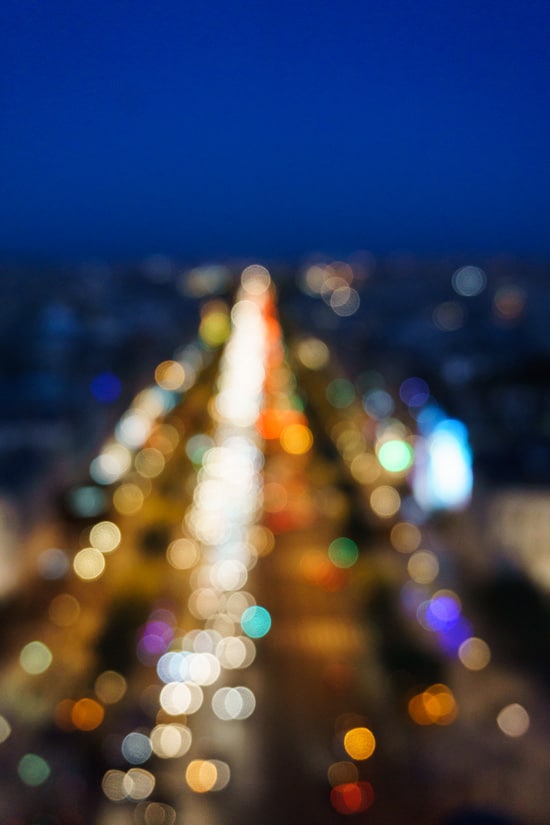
[0,256,549,825]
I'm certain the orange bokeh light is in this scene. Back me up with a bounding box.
[257,408,306,440]
[300,551,346,591]
[343,726,376,760]
[280,423,313,455]
[71,698,105,731]
[408,684,458,726]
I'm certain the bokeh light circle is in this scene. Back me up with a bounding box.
[89,521,121,553]
[240,605,272,638]
[370,485,401,518]
[73,547,106,581]
[458,637,491,671]
[497,703,530,737]
[377,439,414,472]
[150,724,192,758]
[212,686,256,721]
[280,423,313,455]
[102,769,126,801]
[390,521,421,553]
[123,768,156,800]
[0,715,11,744]
[121,732,153,765]
[241,264,271,295]
[138,802,177,825]
[18,754,50,787]
[328,537,359,569]
[71,698,105,731]
[95,670,127,704]
[185,760,218,793]
[19,641,52,675]
[330,781,374,814]
[343,727,376,760]
[327,761,359,787]
[452,265,486,297]
[48,593,80,627]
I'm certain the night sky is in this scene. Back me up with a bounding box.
[2,1,550,263]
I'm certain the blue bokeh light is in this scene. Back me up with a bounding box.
[91,372,122,403]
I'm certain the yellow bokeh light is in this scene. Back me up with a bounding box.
[166,537,200,569]
[124,768,156,800]
[303,264,328,294]
[248,525,275,557]
[327,761,359,787]
[337,429,366,460]
[73,547,106,581]
[408,684,458,726]
[135,447,165,479]
[458,637,491,671]
[95,670,127,704]
[150,723,192,758]
[408,550,439,585]
[113,483,144,515]
[185,759,218,793]
[241,264,271,295]
[154,360,186,391]
[350,453,381,484]
[90,521,121,553]
[102,769,126,802]
[370,485,401,518]
[48,593,80,627]
[20,641,52,675]
[295,337,330,370]
[0,715,11,744]
[150,422,181,454]
[390,522,421,553]
[280,423,313,455]
[199,312,231,348]
[343,726,376,760]
[141,802,177,824]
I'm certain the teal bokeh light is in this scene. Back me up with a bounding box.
[241,606,272,639]
[326,379,355,409]
[18,754,50,787]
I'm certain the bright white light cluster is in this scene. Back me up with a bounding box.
[105,268,273,803]
[214,302,267,427]
[165,273,271,726]
[184,277,269,569]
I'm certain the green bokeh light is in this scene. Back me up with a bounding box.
[185,434,213,465]
[328,537,359,569]
[326,379,355,409]
[377,440,414,472]
[18,754,51,787]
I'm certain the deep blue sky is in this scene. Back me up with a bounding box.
[2,1,549,263]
